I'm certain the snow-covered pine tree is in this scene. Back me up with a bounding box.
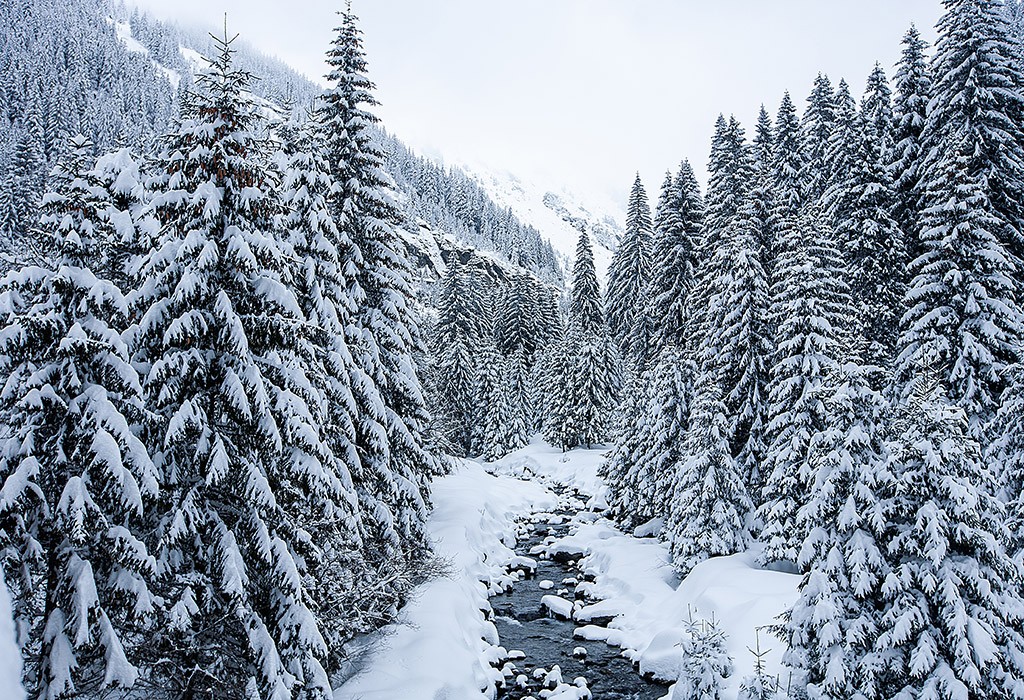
[473,339,505,458]
[432,339,477,457]
[874,382,1024,699]
[0,135,157,699]
[496,275,546,360]
[605,346,695,527]
[769,92,807,240]
[836,66,906,371]
[801,73,836,201]
[434,259,488,349]
[539,329,578,451]
[691,116,754,353]
[569,326,621,450]
[544,231,620,451]
[4,127,46,267]
[896,0,1024,432]
[570,229,602,334]
[782,364,893,700]
[889,25,932,262]
[750,106,776,275]
[606,174,653,364]
[667,375,752,575]
[738,631,784,700]
[715,211,773,504]
[321,6,434,559]
[273,114,389,663]
[136,35,335,697]
[429,260,487,456]
[703,115,749,251]
[671,618,734,700]
[759,202,851,567]
[496,348,531,457]
[89,147,159,289]
[647,162,704,356]
[821,79,858,221]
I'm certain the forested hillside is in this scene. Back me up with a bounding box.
[0,0,562,281]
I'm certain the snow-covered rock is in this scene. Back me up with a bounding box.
[540,595,575,621]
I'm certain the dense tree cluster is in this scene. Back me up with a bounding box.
[603,2,1024,698]
[0,12,441,699]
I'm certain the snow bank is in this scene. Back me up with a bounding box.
[334,460,556,700]
[489,436,609,498]
[501,440,801,697]
[566,518,800,696]
[0,570,25,700]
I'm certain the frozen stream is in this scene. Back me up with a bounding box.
[491,488,667,700]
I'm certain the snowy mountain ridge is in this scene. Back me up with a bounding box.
[450,163,623,281]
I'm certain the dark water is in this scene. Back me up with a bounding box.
[491,491,668,700]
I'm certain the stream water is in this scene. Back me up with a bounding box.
[491,488,668,700]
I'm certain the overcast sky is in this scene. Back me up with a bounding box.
[130,0,944,212]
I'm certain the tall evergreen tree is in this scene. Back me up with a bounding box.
[568,327,621,450]
[821,79,858,220]
[136,36,334,697]
[782,365,893,700]
[544,233,621,451]
[889,25,932,260]
[759,204,851,566]
[647,162,703,355]
[0,136,156,699]
[273,115,381,663]
[605,347,694,527]
[751,106,776,271]
[606,174,653,363]
[692,117,754,351]
[570,230,602,334]
[473,339,505,458]
[802,73,836,200]
[896,0,1024,430]
[987,363,1024,559]
[495,349,531,457]
[667,376,752,575]
[321,8,434,566]
[713,213,773,502]
[838,66,906,370]
[770,92,807,229]
[875,385,1024,699]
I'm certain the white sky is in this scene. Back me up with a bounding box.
[129,0,944,212]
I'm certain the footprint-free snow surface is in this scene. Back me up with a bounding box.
[334,438,800,700]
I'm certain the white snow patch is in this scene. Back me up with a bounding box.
[107,18,182,88]
[489,435,609,499]
[112,19,148,55]
[564,516,800,695]
[0,569,25,700]
[333,459,555,700]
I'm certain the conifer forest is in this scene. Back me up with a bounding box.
[2,1,1024,699]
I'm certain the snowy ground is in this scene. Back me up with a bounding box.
[334,437,800,699]
[334,459,556,699]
